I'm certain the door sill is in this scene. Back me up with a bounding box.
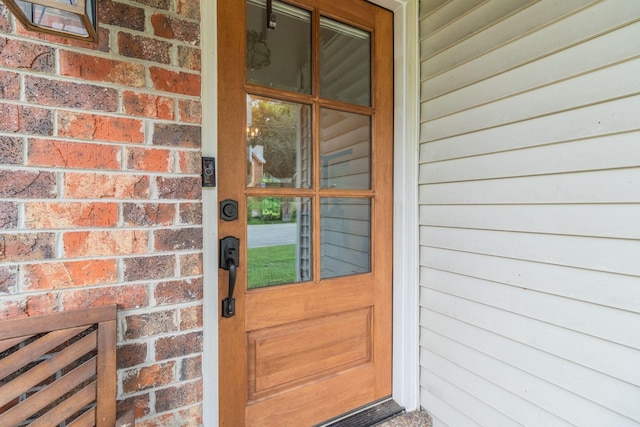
[315,398,404,427]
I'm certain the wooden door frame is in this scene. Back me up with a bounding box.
[200,0,420,425]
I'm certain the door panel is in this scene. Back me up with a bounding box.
[218,1,393,425]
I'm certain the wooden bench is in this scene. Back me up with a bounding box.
[0,305,123,426]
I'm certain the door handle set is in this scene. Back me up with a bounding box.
[220,236,240,318]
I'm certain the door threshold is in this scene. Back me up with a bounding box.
[316,398,404,427]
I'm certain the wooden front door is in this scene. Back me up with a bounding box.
[217,1,393,425]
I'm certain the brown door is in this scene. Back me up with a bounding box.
[217,1,393,425]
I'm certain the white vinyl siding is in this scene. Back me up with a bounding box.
[418,0,640,425]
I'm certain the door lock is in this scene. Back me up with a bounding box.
[220,236,240,318]
[220,199,238,221]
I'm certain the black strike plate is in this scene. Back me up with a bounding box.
[201,157,216,187]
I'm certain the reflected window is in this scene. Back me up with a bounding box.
[320,198,371,279]
[247,0,311,94]
[320,17,371,106]
[247,197,312,288]
[320,109,371,190]
[247,95,312,188]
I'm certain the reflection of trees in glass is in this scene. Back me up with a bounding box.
[250,99,297,179]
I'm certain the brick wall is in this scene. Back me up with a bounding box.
[0,0,204,425]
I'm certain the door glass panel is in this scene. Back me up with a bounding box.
[247,95,312,188]
[247,197,312,288]
[320,17,371,106]
[320,108,371,190]
[320,198,371,279]
[246,0,311,94]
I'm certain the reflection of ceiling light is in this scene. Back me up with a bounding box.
[247,30,271,70]
[1,0,98,43]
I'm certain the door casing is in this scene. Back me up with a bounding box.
[200,1,420,425]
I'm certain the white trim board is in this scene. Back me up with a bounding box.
[200,1,420,425]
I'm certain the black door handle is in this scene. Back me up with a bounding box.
[220,236,240,318]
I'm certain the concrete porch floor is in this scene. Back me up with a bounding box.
[375,410,432,427]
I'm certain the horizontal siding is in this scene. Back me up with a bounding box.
[418,0,640,425]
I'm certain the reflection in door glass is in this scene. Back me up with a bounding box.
[247,197,312,288]
[247,96,312,188]
[246,0,311,94]
[320,198,371,279]
[320,109,371,190]
[320,17,371,106]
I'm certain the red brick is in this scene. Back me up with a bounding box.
[99,0,145,31]
[156,176,201,199]
[23,259,117,291]
[58,111,145,143]
[28,139,121,170]
[59,50,145,87]
[124,310,177,339]
[177,0,200,20]
[117,342,148,369]
[123,203,175,226]
[118,33,171,64]
[179,305,202,330]
[117,393,151,420]
[155,380,202,413]
[0,202,18,229]
[123,361,176,393]
[63,230,148,257]
[178,151,202,175]
[25,76,118,111]
[0,299,27,320]
[2,233,55,262]
[136,404,202,427]
[0,39,54,72]
[129,0,169,9]
[179,253,202,277]
[123,91,174,120]
[0,136,23,164]
[26,293,59,316]
[0,266,17,294]
[25,202,118,229]
[154,227,202,251]
[155,331,202,360]
[150,67,200,96]
[0,71,20,99]
[64,173,149,199]
[126,147,172,173]
[0,103,53,135]
[178,99,201,123]
[177,46,201,71]
[61,284,148,310]
[179,355,202,381]
[0,6,11,32]
[152,123,200,148]
[0,170,56,199]
[154,278,203,305]
[123,255,176,282]
[178,203,202,225]
[150,14,199,45]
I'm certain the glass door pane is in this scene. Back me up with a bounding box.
[320,17,371,106]
[246,0,311,94]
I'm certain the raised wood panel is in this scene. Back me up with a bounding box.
[247,308,371,399]
[420,247,640,314]
[421,268,640,350]
[420,132,640,183]
[421,0,636,96]
[423,21,640,121]
[422,330,635,426]
[420,168,640,205]
[423,59,640,141]
[421,287,640,387]
[422,0,535,61]
[420,354,568,426]
[424,310,640,421]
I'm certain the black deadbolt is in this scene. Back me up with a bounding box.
[220,199,238,221]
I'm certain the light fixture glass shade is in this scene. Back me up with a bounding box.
[1,0,97,42]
